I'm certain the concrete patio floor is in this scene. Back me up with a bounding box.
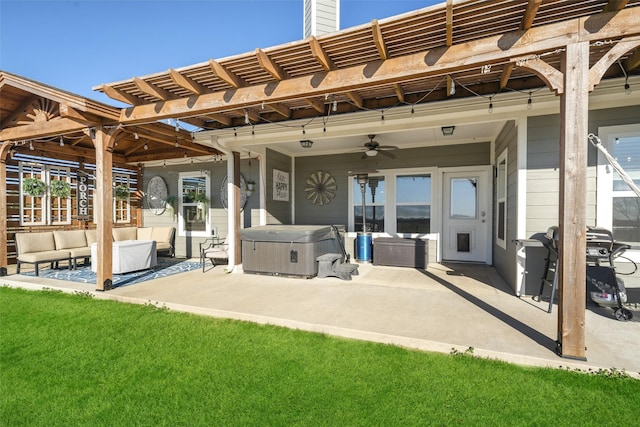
[3,260,639,376]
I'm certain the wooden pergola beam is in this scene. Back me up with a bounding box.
[256,48,289,80]
[521,0,542,30]
[99,84,144,106]
[624,47,640,70]
[393,84,405,103]
[209,59,246,88]
[345,91,363,108]
[168,68,211,95]
[446,0,453,46]
[59,104,104,125]
[265,102,291,118]
[0,117,89,141]
[305,97,325,113]
[0,94,37,128]
[134,77,177,101]
[371,19,388,60]
[115,8,640,124]
[603,0,629,12]
[309,35,335,71]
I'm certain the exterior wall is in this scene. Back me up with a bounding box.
[492,120,518,290]
[143,159,260,258]
[304,0,339,38]
[266,148,292,225]
[522,105,640,294]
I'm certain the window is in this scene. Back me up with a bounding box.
[496,149,507,249]
[179,172,211,237]
[19,162,71,226]
[597,124,640,260]
[396,174,431,233]
[353,176,385,232]
[349,169,433,235]
[113,173,131,224]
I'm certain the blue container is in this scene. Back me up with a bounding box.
[356,232,372,262]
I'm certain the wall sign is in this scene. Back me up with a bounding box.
[76,170,91,220]
[147,176,168,215]
[273,169,289,201]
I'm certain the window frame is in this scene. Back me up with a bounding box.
[178,171,211,238]
[495,149,508,249]
[348,167,435,237]
[19,162,72,226]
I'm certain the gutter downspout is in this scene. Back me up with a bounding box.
[211,136,236,272]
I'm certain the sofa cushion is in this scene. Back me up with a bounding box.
[85,229,97,246]
[112,227,137,241]
[15,232,56,255]
[136,227,153,240]
[19,250,70,263]
[54,230,87,250]
[151,226,174,243]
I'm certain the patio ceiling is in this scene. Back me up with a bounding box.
[94,0,640,139]
[0,72,222,165]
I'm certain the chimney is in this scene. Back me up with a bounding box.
[304,0,340,38]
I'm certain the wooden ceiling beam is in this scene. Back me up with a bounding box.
[245,110,260,123]
[446,0,453,46]
[209,59,246,88]
[371,19,388,60]
[256,48,289,80]
[204,113,232,126]
[116,7,640,124]
[305,97,325,113]
[168,68,212,95]
[345,91,363,108]
[393,84,405,103]
[603,0,629,12]
[16,143,126,164]
[0,117,89,141]
[500,63,515,89]
[133,77,177,101]
[265,102,291,118]
[309,35,335,71]
[521,0,542,30]
[1,94,37,128]
[100,84,144,106]
[59,104,104,125]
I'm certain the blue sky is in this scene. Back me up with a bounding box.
[1,0,439,105]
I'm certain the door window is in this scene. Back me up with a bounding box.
[450,178,478,219]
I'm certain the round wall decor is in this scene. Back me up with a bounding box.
[304,170,336,205]
[220,175,247,211]
[146,176,168,215]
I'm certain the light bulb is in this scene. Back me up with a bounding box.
[59,137,64,147]
[29,141,34,151]
[332,100,337,112]
[625,83,631,95]
[244,110,250,124]
[134,131,139,140]
[144,142,148,150]
[488,97,493,113]
[527,93,532,110]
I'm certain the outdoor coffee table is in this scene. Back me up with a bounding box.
[91,240,157,274]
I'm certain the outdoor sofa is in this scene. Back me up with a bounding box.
[15,226,175,276]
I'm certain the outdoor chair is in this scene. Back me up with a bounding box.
[200,236,229,272]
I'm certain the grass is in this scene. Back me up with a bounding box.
[1,286,639,426]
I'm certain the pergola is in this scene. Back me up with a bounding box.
[2,0,640,360]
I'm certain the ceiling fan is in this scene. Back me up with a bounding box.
[359,134,398,159]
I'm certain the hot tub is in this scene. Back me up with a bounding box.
[240,225,341,278]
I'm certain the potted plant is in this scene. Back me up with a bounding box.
[246,178,256,191]
[49,179,71,198]
[165,195,177,219]
[114,184,130,200]
[192,191,209,209]
[22,177,47,197]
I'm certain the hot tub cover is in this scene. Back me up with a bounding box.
[240,225,334,243]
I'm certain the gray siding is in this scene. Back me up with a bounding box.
[523,105,640,294]
[266,148,292,224]
[303,0,338,37]
[492,121,518,290]
[295,142,491,226]
[142,159,260,258]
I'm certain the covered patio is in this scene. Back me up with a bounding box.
[2,0,640,362]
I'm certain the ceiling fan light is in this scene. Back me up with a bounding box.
[365,149,378,157]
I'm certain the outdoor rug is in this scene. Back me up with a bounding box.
[20,258,201,288]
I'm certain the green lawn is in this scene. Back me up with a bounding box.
[1,286,638,426]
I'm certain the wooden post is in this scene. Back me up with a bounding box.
[233,151,242,264]
[557,41,589,360]
[136,164,143,228]
[0,143,11,276]
[93,126,114,291]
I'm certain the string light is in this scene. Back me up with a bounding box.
[527,92,532,109]
[488,96,493,113]
[411,105,415,115]
[59,137,64,147]
[332,100,337,112]
[29,141,34,151]
[174,137,179,148]
[302,126,306,135]
[234,128,237,137]
[380,112,385,124]
[163,160,166,167]
[244,109,250,124]
[144,142,148,150]
[174,119,180,132]
[134,130,139,140]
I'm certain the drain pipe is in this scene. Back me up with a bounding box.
[211,136,237,272]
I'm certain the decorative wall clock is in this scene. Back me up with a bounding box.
[220,175,247,211]
[304,170,336,205]
[146,176,168,215]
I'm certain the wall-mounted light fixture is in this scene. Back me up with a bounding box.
[441,126,455,136]
[300,139,314,148]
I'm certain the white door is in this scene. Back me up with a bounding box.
[442,169,491,263]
